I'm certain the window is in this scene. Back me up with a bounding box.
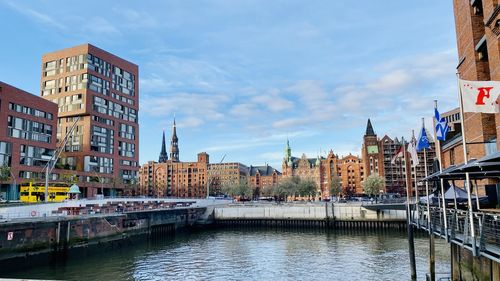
[19,145,53,167]
[90,125,114,154]
[0,141,12,166]
[8,102,53,120]
[7,116,52,143]
[84,156,113,174]
[119,123,136,140]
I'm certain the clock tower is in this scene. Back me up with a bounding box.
[361,119,384,180]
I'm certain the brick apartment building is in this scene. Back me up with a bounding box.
[40,44,139,197]
[0,82,58,200]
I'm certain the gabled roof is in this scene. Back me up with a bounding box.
[249,165,281,176]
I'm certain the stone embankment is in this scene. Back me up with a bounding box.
[0,198,230,262]
[213,202,407,230]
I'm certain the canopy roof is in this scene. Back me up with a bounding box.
[421,152,500,182]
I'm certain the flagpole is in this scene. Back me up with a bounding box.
[412,129,420,227]
[434,100,449,241]
[422,118,435,281]
[422,119,431,233]
[456,74,476,255]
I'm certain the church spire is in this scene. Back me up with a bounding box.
[365,118,376,136]
[158,130,168,163]
[284,138,292,164]
[170,117,179,162]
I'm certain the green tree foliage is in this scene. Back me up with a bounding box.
[273,176,318,200]
[362,174,385,197]
[59,172,78,184]
[329,175,342,198]
[273,176,299,200]
[222,182,253,199]
[0,165,11,182]
[298,178,317,198]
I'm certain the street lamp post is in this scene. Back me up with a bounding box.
[8,168,16,201]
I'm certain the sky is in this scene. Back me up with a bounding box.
[0,1,460,169]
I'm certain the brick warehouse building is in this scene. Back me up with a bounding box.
[139,120,208,198]
[0,82,58,200]
[448,0,499,165]
[361,119,435,196]
[337,154,364,196]
[281,140,339,200]
[248,165,281,197]
[208,162,249,196]
[40,44,139,197]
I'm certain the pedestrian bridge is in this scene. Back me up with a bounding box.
[411,205,500,263]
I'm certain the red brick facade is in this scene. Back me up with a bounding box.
[40,44,139,197]
[0,82,58,199]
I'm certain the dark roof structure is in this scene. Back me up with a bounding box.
[365,118,376,136]
[248,165,281,176]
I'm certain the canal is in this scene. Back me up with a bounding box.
[2,229,450,281]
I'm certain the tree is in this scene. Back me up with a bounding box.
[329,175,342,199]
[362,174,385,197]
[274,176,300,201]
[0,165,11,182]
[298,178,317,199]
[222,182,252,199]
[272,182,290,202]
[59,172,78,184]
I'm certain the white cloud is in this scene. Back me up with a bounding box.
[82,17,121,35]
[4,1,66,30]
[141,92,228,127]
[112,7,160,29]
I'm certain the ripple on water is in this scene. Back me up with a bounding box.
[2,229,450,281]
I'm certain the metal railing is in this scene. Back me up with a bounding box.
[411,204,500,262]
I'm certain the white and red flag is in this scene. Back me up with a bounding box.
[391,145,404,165]
[459,79,500,113]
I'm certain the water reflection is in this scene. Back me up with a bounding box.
[2,229,450,281]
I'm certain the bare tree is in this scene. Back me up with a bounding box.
[329,175,342,200]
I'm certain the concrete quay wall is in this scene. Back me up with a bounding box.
[0,207,206,262]
[214,203,406,221]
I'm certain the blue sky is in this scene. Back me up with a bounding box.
[0,1,459,169]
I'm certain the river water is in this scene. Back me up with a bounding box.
[2,229,450,281]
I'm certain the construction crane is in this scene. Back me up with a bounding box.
[41,116,81,202]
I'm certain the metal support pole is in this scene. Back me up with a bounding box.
[457,75,477,256]
[429,232,436,281]
[434,100,448,241]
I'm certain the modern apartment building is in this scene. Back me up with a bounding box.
[0,82,58,200]
[40,44,139,197]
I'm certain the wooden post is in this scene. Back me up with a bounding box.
[407,205,417,280]
[429,233,435,281]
